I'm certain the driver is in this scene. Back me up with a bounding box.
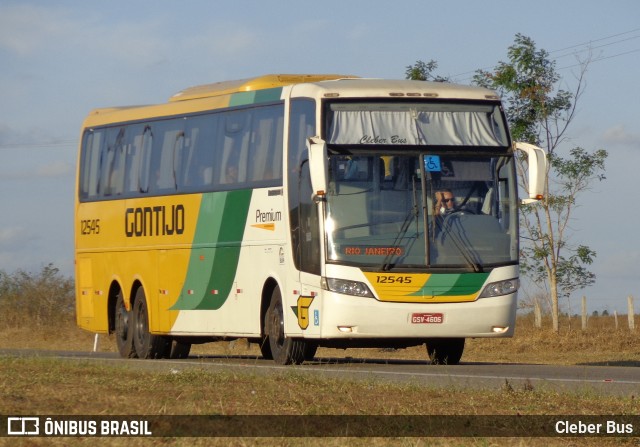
[434,189,457,216]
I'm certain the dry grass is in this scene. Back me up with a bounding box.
[1,313,637,366]
[1,356,639,447]
[1,312,639,446]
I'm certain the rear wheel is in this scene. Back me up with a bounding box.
[132,288,170,359]
[426,338,465,365]
[303,343,318,361]
[266,287,306,365]
[114,291,136,358]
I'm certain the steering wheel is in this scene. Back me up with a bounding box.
[438,208,476,243]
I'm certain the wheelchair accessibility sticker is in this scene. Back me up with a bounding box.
[425,155,441,172]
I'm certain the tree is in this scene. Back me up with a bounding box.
[473,34,608,332]
[405,60,449,82]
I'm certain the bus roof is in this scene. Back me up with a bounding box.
[290,78,501,101]
[82,75,500,128]
[169,74,358,102]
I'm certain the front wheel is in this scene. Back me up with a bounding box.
[168,339,191,359]
[266,287,306,365]
[426,338,465,365]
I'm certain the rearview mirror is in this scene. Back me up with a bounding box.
[514,142,547,203]
[307,136,328,198]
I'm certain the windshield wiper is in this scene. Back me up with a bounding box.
[382,179,420,271]
[437,213,483,272]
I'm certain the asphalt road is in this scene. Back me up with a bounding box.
[3,349,639,397]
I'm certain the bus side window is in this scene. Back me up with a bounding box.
[219,109,249,186]
[80,129,103,200]
[186,113,223,190]
[101,127,126,197]
[247,106,284,184]
[151,119,184,193]
[138,126,153,193]
[124,124,147,195]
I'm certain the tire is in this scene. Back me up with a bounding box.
[114,291,137,358]
[259,317,274,360]
[426,338,465,365]
[303,343,318,361]
[132,288,170,359]
[266,287,306,365]
[168,339,191,359]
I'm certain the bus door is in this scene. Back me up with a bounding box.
[292,158,323,336]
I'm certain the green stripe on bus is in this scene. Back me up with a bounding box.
[170,189,253,310]
[229,87,283,107]
[411,273,489,297]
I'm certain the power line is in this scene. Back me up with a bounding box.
[548,27,640,55]
[558,47,640,70]
[0,140,77,150]
[553,35,640,60]
[451,27,640,82]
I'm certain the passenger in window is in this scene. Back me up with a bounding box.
[344,157,358,180]
[200,166,213,186]
[434,189,456,216]
[223,164,238,184]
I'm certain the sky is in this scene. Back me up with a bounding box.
[1,0,639,314]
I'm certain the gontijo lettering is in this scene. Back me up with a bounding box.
[125,205,185,237]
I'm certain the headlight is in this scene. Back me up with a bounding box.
[479,278,519,298]
[322,277,374,298]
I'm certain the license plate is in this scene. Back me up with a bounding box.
[411,313,444,324]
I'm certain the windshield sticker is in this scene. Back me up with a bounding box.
[425,155,442,172]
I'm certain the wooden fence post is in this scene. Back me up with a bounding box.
[534,299,542,329]
[628,296,635,331]
[581,296,587,331]
[614,311,619,330]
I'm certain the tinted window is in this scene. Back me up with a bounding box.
[78,103,284,201]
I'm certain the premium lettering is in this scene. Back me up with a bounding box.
[125,205,185,237]
[256,209,282,223]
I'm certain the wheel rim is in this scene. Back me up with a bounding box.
[134,300,148,348]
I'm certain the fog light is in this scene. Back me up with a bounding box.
[492,326,509,333]
[338,326,353,333]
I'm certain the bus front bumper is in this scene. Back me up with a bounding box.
[310,291,517,339]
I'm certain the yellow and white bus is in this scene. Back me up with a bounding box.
[75,74,545,364]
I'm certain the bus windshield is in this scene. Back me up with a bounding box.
[323,100,517,271]
[325,152,518,270]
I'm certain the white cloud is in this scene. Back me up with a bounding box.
[0,4,75,56]
[35,161,73,178]
[0,3,262,76]
[601,125,640,149]
[0,226,30,249]
[598,250,640,280]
